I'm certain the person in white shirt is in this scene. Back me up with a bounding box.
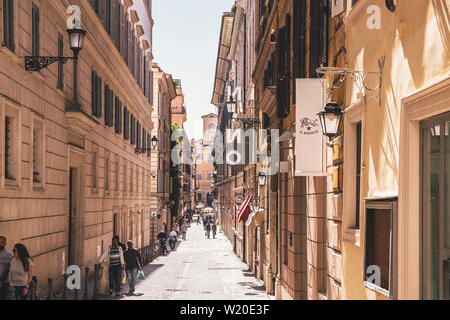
[168,229,178,251]
[9,243,33,300]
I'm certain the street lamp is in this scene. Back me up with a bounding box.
[151,136,158,150]
[226,97,237,114]
[317,101,344,141]
[25,27,86,101]
[258,171,267,186]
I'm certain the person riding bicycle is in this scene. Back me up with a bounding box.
[157,230,169,255]
[211,223,217,239]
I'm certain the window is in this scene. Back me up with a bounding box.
[31,3,39,57]
[104,85,114,127]
[355,122,362,228]
[115,161,119,192]
[123,107,129,140]
[92,151,98,190]
[105,158,109,192]
[114,97,122,134]
[57,34,64,89]
[32,118,44,184]
[4,115,16,180]
[91,71,102,118]
[363,199,398,298]
[130,114,136,145]
[343,100,364,243]
[2,0,15,51]
[136,121,141,149]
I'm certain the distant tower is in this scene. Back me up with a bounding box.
[202,113,218,146]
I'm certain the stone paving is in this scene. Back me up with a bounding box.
[116,223,273,300]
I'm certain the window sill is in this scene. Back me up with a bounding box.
[343,228,361,246]
[363,281,391,299]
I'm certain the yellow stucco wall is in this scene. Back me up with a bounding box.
[342,0,450,300]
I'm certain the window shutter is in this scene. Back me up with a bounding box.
[107,87,114,126]
[32,3,40,57]
[98,0,106,24]
[124,107,130,140]
[293,0,306,101]
[115,97,123,134]
[96,75,102,118]
[119,4,125,56]
[128,23,133,69]
[136,121,141,149]
[276,15,291,119]
[147,133,151,157]
[131,114,136,145]
[142,128,147,152]
[105,0,111,34]
[143,57,147,96]
[320,0,329,67]
[91,70,96,115]
[149,70,154,104]
[3,0,15,51]
[309,0,321,78]
[104,85,109,124]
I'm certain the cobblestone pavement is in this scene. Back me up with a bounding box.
[118,223,273,300]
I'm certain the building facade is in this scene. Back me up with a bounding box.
[0,0,154,295]
[150,63,176,237]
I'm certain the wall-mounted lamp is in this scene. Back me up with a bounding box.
[317,101,344,144]
[385,0,397,12]
[258,171,267,187]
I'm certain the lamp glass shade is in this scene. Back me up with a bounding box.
[67,28,86,56]
[226,100,236,114]
[151,136,158,148]
[317,102,343,139]
[258,171,266,186]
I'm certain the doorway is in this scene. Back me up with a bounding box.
[421,112,450,300]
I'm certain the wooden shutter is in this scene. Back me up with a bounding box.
[293,0,306,102]
[128,22,133,69]
[91,70,96,115]
[142,128,147,152]
[98,0,106,24]
[32,3,40,57]
[149,70,154,104]
[276,15,290,119]
[131,114,136,145]
[119,4,125,56]
[136,121,141,149]
[124,107,130,140]
[320,0,329,67]
[105,0,111,34]
[96,75,102,118]
[115,97,123,134]
[3,0,15,51]
[147,133,151,157]
[309,0,321,78]
[105,86,113,127]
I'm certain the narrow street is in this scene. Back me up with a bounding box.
[119,223,272,300]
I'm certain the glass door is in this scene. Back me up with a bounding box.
[421,112,450,300]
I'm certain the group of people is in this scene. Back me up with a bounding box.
[99,235,143,297]
[156,221,190,255]
[0,236,34,300]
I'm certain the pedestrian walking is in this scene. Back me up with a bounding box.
[0,236,13,300]
[157,230,169,255]
[123,240,143,295]
[113,235,127,252]
[211,223,217,239]
[9,243,33,300]
[99,237,125,297]
[181,223,188,240]
[205,223,211,239]
[168,229,178,251]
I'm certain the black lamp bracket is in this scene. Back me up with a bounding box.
[25,56,74,72]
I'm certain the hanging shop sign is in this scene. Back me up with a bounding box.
[295,79,328,176]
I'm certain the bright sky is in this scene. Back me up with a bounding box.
[152,0,235,141]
